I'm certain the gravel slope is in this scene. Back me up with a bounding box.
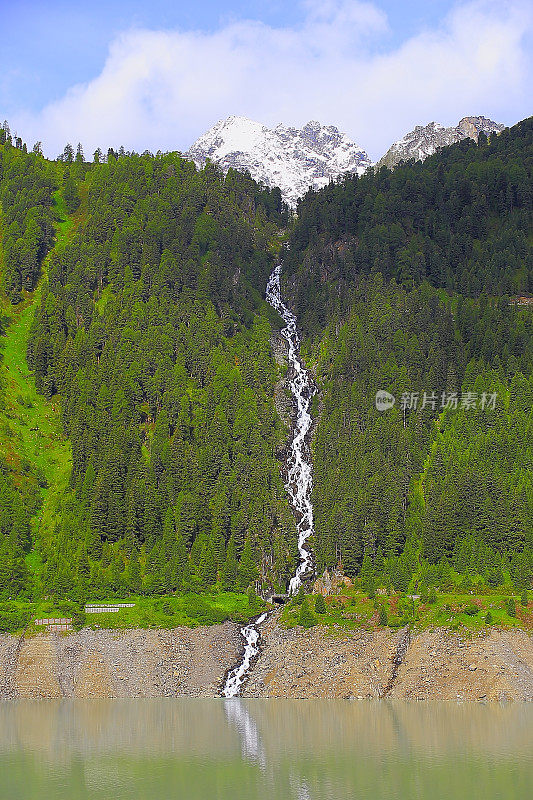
[0,623,241,699]
[1,621,531,700]
[243,618,533,701]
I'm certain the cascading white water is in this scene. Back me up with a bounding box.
[221,613,268,697]
[265,264,316,595]
[221,264,316,698]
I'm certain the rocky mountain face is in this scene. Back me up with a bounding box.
[378,116,504,170]
[187,114,504,204]
[187,116,372,208]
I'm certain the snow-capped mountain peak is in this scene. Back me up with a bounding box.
[187,116,372,207]
[378,116,504,170]
[187,114,505,203]
[192,116,268,158]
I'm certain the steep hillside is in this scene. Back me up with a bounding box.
[0,117,531,611]
[0,140,92,602]
[0,129,57,303]
[286,117,532,590]
[25,149,297,599]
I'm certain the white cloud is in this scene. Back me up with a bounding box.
[11,0,533,160]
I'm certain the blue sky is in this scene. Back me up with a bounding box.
[1,1,531,159]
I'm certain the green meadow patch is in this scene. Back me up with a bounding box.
[1,592,268,636]
[281,589,531,633]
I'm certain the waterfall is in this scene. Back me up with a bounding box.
[221,264,316,698]
[265,264,316,594]
[221,613,268,698]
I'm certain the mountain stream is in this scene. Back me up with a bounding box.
[222,264,316,697]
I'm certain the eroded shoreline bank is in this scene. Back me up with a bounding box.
[1,617,531,701]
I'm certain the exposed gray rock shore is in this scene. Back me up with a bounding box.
[0,623,241,699]
[1,619,532,700]
[243,617,533,701]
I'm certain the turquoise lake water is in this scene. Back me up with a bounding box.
[0,700,531,799]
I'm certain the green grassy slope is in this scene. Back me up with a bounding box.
[0,591,268,634]
[0,186,87,566]
[282,589,532,633]
[0,291,72,541]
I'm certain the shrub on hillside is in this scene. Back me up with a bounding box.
[297,598,316,628]
[387,615,403,627]
[0,609,30,633]
[246,586,264,615]
[185,596,226,625]
[314,594,326,614]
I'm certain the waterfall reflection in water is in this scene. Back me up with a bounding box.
[224,698,312,800]
[224,699,266,767]
[0,701,531,800]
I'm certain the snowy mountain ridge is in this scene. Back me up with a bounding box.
[377,116,504,170]
[187,116,372,208]
[186,114,504,206]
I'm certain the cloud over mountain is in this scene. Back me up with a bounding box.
[11,0,532,159]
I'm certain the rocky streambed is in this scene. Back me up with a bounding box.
[1,617,532,700]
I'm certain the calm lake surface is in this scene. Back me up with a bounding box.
[0,700,531,800]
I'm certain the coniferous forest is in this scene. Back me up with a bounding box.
[0,116,531,616]
[287,117,532,594]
